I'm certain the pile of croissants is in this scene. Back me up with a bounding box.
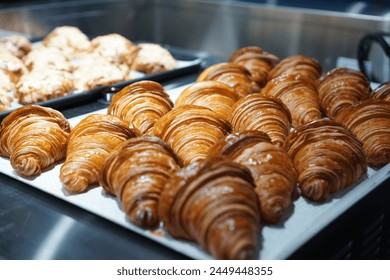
[0,26,177,110]
[0,45,389,260]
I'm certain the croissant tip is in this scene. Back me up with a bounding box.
[61,175,90,193]
[11,156,41,176]
[302,179,329,202]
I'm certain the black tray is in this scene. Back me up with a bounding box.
[0,45,203,121]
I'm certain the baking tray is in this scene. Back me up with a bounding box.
[0,84,389,259]
[0,45,203,121]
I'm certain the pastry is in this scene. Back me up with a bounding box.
[23,46,72,72]
[316,67,371,120]
[284,119,367,201]
[229,46,279,87]
[159,157,260,259]
[108,80,174,134]
[261,74,321,127]
[0,50,27,83]
[197,62,260,97]
[371,81,390,102]
[209,131,298,223]
[0,88,13,112]
[229,94,292,146]
[0,35,32,59]
[268,54,322,81]
[43,26,91,57]
[60,114,139,193]
[15,69,74,104]
[149,105,231,166]
[338,99,390,168]
[100,135,182,228]
[0,105,70,176]
[91,33,139,67]
[72,52,127,91]
[175,81,240,121]
[131,43,177,74]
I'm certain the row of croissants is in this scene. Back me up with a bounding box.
[1,45,390,260]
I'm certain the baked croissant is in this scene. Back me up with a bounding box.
[0,105,70,176]
[261,74,321,127]
[229,94,292,146]
[60,114,139,193]
[316,67,371,120]
[228,46,280,87]
[371,81,390,102]
[149,105,231,166]
[209,131,297,223]
[175,81,240,121]
[108,80,174,134]
[197,62,260,97]
[284,119,367,201]
[159,157,260,259]
[268,54,322,81]
[100,135,182,228]
[338,99,390,168]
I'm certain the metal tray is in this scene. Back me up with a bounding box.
[0,45,203,121]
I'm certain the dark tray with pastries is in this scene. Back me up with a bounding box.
[0,26,204,121]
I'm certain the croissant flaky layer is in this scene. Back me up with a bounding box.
[100,135,182,228]
[339,99,390,168]
[175,81,240,121]
[209,131,298,223]
[108,80,174,135]
[284,119,367,201]
[60,114,139,193]
[149,105,231,166]
[261,74,321,127]
[0,105,70,176]
[371,81,390,102]
[317,67,371,120]
[159,157,260,260]
[229,94,292,146]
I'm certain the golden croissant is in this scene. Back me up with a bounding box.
[268,54,322,81]
[228,46,280,87]
[316,67,371,120]
[284,119,367,201]
[149,105,231,166]
[209,131,298,223]
[159,157,260,259]
[196,62,260,97]
[261,74,321,127]
[371,81,390,102]
[175,81,240,121]
[107,80,173,134]
[229,94,292,146]
[0,105,70,176]
[100,135,182,228]
[338,99,390,168]
[60,114,139,193]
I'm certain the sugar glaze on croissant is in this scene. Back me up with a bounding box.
[0,105,70,176]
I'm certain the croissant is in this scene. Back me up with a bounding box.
[284,119,367,201]
[108,80,174,134]
[371,81,390,102]
[100,135,182,228]
[229,94,292,146]
[159,157,260,259]
[261,74,321,127]
[316,67,371,120]
[268,54,322,81]
[149,105,231,165]
[197,62,260,97]
[228,46,280,87]
[209,131,297,223]
[0,105,70,176]
[175,81,240,121]
[338,99,390,168]
[60,114,139,193]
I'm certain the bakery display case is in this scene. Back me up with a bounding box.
[0,0,389,260]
